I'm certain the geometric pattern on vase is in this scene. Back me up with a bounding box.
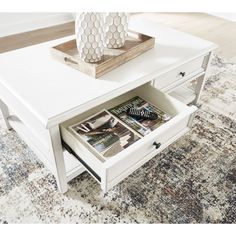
[75,12,104,63]
[104,13,128,49]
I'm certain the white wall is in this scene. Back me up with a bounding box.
[209,12,236,22]
[0,13,74,37]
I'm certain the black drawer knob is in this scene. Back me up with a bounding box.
[180,72,186,77]
[153,141,161,149]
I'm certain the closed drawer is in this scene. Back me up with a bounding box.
[154,55,205,91]
[60,84,197,192]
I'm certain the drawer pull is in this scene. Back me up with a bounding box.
[153,141,161,149]
[179,72,186,77]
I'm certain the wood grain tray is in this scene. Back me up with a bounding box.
[50,31,155,78]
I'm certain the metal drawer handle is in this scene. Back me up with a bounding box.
[153,141,161,149]
[180,71,186,77]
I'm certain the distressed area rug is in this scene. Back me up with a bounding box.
[0,55,235,223]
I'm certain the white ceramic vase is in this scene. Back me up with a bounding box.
[104,13,129,49]
[75,13,104,63]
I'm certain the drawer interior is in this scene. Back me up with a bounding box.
[60,83,189,163]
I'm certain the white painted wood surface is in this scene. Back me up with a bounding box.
[194,53,213,104]
[107,127,190,190]
[61,84,197,191]
[48,126,68,193]
[7,115,85,182]
[0,99,11,129]
[0,16,216,129]
[0,16,216,193]
[153,55,205,90]
[8,115,56,173]
[169,86,196,104]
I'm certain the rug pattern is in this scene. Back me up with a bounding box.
[0,55,235,223]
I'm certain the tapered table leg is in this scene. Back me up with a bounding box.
[0,99,11,130]
[48,125,68,193]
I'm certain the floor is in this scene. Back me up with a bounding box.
[0,21,74,53]
[139,13,236,63]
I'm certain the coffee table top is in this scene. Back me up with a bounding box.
[0,15,217,128]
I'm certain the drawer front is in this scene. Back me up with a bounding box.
[154,55,205,91]
[60,84,197,192]
[105,114,193,190]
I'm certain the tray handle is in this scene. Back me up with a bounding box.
[64,57,78,65]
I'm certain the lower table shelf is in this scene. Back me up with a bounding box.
[7,115,85,183]
[63,149,85,182]
[168,85,196,105]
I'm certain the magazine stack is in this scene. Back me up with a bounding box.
[69,96,172,161]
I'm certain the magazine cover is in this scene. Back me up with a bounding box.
[69,110,140,159]
[109,96,172,136]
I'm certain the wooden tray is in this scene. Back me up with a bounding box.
[51,31,155,78]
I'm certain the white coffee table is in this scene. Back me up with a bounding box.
[0,16,217,193]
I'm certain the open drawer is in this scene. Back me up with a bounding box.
[60,84,197,192]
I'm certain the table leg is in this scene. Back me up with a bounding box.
[193,52,213,105]
[0,99,11,130]
[48,125,68,193]
[193,74,206,105]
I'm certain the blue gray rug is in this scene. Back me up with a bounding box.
[0,55,235,223]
